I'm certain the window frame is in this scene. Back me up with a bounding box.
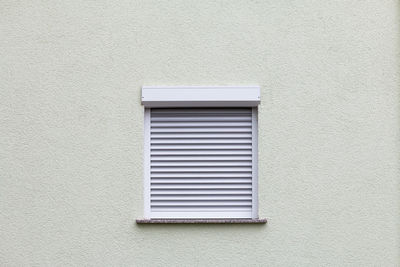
[143,107,259,220]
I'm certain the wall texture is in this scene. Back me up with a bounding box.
[1,1,399,266]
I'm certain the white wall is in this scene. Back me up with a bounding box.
[1,1,399,266]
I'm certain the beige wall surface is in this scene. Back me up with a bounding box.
[1,1,399,266]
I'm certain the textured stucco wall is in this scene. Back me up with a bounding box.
[1,1,399,266]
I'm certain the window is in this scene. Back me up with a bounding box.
[142,86,260,219]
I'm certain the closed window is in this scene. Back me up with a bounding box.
[142,87,260,219]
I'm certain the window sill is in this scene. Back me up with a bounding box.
[136,219,267,224]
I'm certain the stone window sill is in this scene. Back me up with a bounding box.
[136,219,267,224]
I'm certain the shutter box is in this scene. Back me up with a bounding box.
[142,86,260,107]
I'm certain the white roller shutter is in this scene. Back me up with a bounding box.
[144,107,258,219]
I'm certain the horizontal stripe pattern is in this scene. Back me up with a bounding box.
[150,108,253,214]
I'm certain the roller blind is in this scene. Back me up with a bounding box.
[145,107,258,219]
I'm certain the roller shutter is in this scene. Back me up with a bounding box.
[146,107,257,219]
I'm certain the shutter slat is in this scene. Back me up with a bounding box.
[151,144,251,150]
[151,167,252,172]
[151,184,251,189]
[151,150,252,155]
[151,206,251,210]
[151,122,252,127]
[149,107,253,218]
[151,208,252,213]
[151,195,252,200]
[151,200,251,206]
[151,139,251,144]
[151,161,251,167]
[151,138,251,145]
[151,127,251,133]
[151,155,252,161]
[151,178,251,183]
[151,189,252,195]
[151,173,251,178]
[151,108,251,113]
[151,133,252,138]
[151,117,251,122]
